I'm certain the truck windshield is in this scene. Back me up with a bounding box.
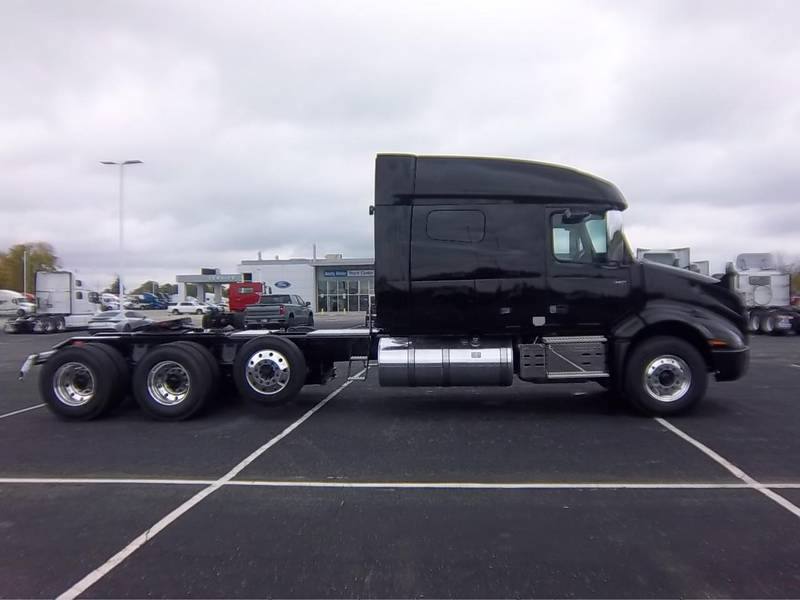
[552,209,630,265]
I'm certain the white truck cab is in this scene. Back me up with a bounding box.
[4,271,102,333]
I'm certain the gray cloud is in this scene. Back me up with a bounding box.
[1,0,798,287]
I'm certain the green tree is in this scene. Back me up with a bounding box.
[104,278,120,294]
[0,242,59,292]
[131,280,160,294]
[159,283,177,295]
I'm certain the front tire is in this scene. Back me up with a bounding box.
[172,309,180,315]
[623,336,707,415]
[233,336,306,405]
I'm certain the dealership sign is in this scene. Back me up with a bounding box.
[323,269,375,277]
[274,281,291,288]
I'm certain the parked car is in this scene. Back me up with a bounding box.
[88,310,153,333]
[243,294,313,329]
[202,300,226,313]
[171,300,213,315]
[100,293,120,311]
[0,290,36,318]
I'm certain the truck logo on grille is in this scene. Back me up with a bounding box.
[274,281,291,288]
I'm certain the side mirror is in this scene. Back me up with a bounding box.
[306,301,311,307]
[88,291,100,304]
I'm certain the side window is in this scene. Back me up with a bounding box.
[749,276,770,286]
[426,210,485,243]
[75,291,83,300]
[551,212,606,264]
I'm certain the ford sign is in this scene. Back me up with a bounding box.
[274,281,291,289]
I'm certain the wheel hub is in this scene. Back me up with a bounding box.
[147,361,191,406]
[246,350,290,395]
[54,362,96,407]
[644,355,691,403]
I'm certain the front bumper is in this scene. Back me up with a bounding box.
[711,346,749,381]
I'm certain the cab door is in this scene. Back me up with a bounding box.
[545,207,632,334]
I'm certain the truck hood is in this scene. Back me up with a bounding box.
[640,261,747,334]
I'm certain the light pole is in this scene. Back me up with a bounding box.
[100,160,142,300]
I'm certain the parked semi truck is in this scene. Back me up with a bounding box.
[733,253,799,335]
[21,155,748,421]
[5,271,101,333]
[636,248,709,275]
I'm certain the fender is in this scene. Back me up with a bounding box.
[611,299,747,378]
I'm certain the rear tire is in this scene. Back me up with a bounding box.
[232,312,246,330]
[39,346,116,420]
[167,341,220,400]
[40,318,54,334]
[196,309,203,315]
[233,336,306,405]
[85,343,129,408]
[132,344,211,420]
[54,317,66,332]
[623,336,707,415]
[748,312,761,333]
[760,312,775,335]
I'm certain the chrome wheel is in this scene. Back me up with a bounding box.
[643,355,691,403]
[245,349,291,395]
[146,361,191,406]
[53,362,96,407]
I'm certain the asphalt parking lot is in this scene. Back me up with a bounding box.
[0,319,799,598]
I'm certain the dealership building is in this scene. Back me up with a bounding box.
[237,254,374,313]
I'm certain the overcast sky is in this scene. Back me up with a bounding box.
[1,0,798,289]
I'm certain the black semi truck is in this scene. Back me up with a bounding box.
[21,154,749,420]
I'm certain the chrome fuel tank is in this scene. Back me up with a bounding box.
[378,336,513,387]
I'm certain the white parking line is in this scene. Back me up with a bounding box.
[656,417,800,519]
[0,477,214,485]
[3,476,800,490]
[0,403,45,419]
[56,370,364,600]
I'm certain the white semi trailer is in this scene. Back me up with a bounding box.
[636,248,709,274]
[4,271,101,334]
[733,253,798,335]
